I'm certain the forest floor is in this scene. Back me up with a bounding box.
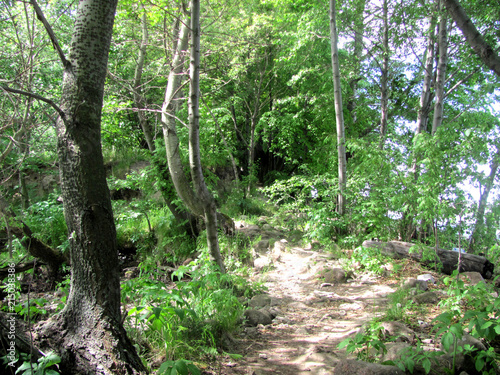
[205,222,442,375]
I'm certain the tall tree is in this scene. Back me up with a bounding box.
[431,0,449,135]
[161,2,225,273]
[329,0,347,215]
[29,0,146,373]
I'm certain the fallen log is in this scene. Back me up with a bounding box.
[362,240,494,279]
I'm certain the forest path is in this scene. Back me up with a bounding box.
[224,232,397,375]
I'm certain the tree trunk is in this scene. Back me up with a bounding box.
[443,0,500,78]
[133,6,155,152]
[162,18,205,217]
[188,0,225,273]
[130,8,198,236]
[431,0,449,135]
[468,149,500,253]
[347,0,366,125]
[35,1,146,373]
[379,0,389,143]
[362,240,494,279]
[161,3,225,273]
[329,0,347,216]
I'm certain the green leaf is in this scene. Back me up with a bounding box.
[441,332,455,352]
[187,364,201,375]
[422,357,431,374]
[174,360,188,374]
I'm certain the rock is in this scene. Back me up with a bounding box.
[253,256,271,271]
[321,268,347,284]
[304,240,321,250]
[412,291,439,305]
[253,239,269,255]
[459,271,485,285]
[244,308,275,326]
[290,247,315,258]
[417,273,436,284]
[272,239,286,262]
[380,321,416,342]
[402,278,428,291]
[261,224,273,231]
[248,294,272,308]
[333,359,405,375]
[381,342,411,363]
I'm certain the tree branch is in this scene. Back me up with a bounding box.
[29,0,70,68]
[2,86,65,120]
[443,0,500,77]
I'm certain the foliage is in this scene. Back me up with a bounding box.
[157,359,200,375]
[341,246,395,276]
[15,352,61,375]
[337,319,388,362]
[121,252,251,361]
[23,197,67,251]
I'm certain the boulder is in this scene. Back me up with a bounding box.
[412,291,439,305]
[402,278,428,291]
[380,321,416,342]
[248,294,272,308]
[459,271,485,285]
[417,273,436,285]
[244,308,275,326]
[321,268,347,284]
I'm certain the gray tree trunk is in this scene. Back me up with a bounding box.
[36,1,146,373]
[161,3,225,273]
[443,0,500,78]
[329,0,347,216]
[415,11,436,136]
[188,0,225,273]
[431,0,449,135]
[379,0,389,142]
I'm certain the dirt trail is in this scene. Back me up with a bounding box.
[224,242,397,375]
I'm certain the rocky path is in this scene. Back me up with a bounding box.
[223,223,397,375]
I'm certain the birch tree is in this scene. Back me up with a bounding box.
[329,0,347,216]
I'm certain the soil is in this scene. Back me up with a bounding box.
[204,222,439,375]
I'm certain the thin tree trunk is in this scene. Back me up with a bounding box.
[431,0,449,135]
[416,12,436,136]
[130,6,198,234]
[329,0,347,216]
[468,149,500,253]
[379,0,389,143]
[188,0,225,273]
[35,0,146,372]
[162,18,205,217]
[347,0,366,125]
[133,5,155,152]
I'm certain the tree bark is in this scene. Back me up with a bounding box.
[188,0,225,273]
[443,0,500,78]
[379,0,389,143]
[329,0,347,216]
[362,240,494,279]
[34,0,146,373]
[129,7,199,235]
[416,10,436,136]
[161,3,226,273]
[431,0,449,136]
